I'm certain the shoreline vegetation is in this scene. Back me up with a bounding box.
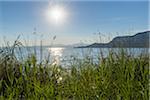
[0,39,149,99]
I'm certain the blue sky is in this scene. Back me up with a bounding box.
[0,0,149,46]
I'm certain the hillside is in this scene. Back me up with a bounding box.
[77,31,150,48]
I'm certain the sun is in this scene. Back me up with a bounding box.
[46,5,67,25]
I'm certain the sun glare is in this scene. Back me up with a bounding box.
[46,5,67,25]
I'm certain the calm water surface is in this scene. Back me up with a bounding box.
[15,46,149,67]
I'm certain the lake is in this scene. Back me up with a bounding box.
[13,46,149,67]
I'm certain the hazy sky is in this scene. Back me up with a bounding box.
[0,0,149,46]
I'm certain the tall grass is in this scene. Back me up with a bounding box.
[0,40,149,99]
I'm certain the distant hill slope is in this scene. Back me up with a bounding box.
[77,31,150,48]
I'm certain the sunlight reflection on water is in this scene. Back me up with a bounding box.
[48,47,65,65]
[15,47,149,67]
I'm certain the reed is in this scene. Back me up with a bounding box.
[0,39,149,100]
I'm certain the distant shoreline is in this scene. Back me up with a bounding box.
[76,31,150,48]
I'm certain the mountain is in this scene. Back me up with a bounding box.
[76,31,150,48]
